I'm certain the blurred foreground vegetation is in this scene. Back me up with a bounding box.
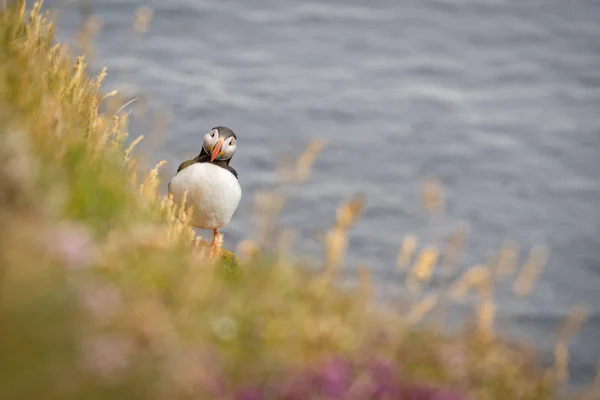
[0,2,596,399]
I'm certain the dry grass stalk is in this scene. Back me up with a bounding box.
[584,357,600,400]
[396,234,418,271]
[442,225,469,270]
[275,228,295,268]
[236,239,261,263]
[102,90,118,100]
[253,189,287,247]
[421,177,444,216]
[325,194,365,275]
[357,263,373,300]
[133,6,153,34]
[405,246,439,295]
[92,113,125,158]
[477,268,495,301]
[159,189,195,244]
[406,293,439,324]
[294,138,325,183]
[124,134,144,162]
[554,341,570,386]
[513,245,549,297]
[476,299,496,342]
[116,97,140,115]
[139,160,167,198]
[324,228,347,276]
[335,194,365,231]
[495,239,520,280]
[554,305,589,386]
[253,140,326,249]
[449,265,491,301]
[163,192,179,237]
[559,305,589,338]
[191,235,203,251]
[213,232,224,254]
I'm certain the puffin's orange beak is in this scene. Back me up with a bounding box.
[210,138,224,162]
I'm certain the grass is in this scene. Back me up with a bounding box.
[0,1,597,399]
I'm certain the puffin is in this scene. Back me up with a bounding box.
[168,126,242,253]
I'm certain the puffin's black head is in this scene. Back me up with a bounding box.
[202,126,237,162]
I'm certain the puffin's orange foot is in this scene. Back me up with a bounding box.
[209,228,221,258]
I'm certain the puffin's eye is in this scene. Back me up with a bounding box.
[229,138,235,146]
[210,130,217,138]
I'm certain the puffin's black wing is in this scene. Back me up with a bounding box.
[227,165,239,179]
[176,156,200,174]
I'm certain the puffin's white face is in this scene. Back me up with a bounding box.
[203,128,237,162]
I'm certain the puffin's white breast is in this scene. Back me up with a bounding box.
[168,163,242,230]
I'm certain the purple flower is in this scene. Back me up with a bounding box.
[279,370,315,400]
[168,347,226,396]
[78,282,122,323]
[79,334,134,384]
[401,384,466,400]
[369,358,397,396]
[429,391,466,400]
[236,387,262,400]
[46,221,95,269]
[317,358,352,397]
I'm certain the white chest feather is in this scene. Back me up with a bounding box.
[168,163,242,230]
